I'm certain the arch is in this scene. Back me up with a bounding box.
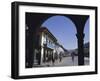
[41,15,77,50]
[40,15,78,65]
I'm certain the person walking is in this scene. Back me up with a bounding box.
[52,53,55,65]
[71,52,75,65]
[59,52,62,62]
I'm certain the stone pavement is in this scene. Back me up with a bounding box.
[33,56,89,67]
[49,56,89,67]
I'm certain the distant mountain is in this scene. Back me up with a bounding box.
[84,42,89,57]
[69,42,89,57]
[84,42,89,48]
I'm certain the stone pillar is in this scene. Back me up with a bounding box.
[76,33,85,65]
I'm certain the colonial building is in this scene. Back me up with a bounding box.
[26,26,66,67]
[38,27,58,66]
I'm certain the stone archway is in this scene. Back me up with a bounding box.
[26,13,89,68]
[41,15,77,66]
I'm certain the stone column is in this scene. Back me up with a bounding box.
[76,33,85,65]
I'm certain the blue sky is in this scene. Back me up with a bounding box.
[42,15,89,50]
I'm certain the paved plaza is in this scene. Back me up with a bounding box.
[33,56,89,67]
[48,56,89,67]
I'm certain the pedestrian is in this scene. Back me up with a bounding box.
[71,52,75,62]
[59,52,62,62]
[52,53,55,65]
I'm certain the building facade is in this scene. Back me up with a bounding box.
[39,27,58,66]
[26,26,66,67]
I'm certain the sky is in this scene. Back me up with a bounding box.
[42,15,89,50]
